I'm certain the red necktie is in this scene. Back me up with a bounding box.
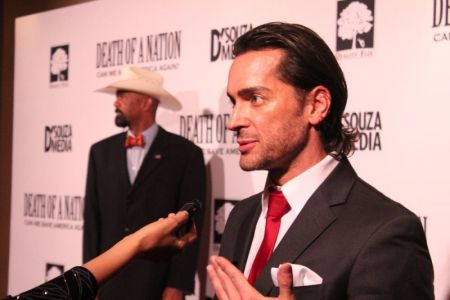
[247,187,291,285]
[124,134,145,148]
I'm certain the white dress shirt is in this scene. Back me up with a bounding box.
[126,123,158,184]
[243,155,339,277]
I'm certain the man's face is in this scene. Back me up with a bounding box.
[226,49,310,173]
[114,91,148,128]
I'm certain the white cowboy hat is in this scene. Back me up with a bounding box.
[97,66,182,111]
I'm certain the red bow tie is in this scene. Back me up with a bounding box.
[125,134,145,148]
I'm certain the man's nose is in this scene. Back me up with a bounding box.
[114,98,120,108]
[226,104,248,131]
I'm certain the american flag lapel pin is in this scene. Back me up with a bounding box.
[154,154,162,160]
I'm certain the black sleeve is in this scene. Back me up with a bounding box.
[8,266,98,300]
[83,147,100,263]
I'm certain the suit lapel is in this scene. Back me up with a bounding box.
[253,191,336,294]
[117,133,132,188]
[253,158,358,295]
[130,126,167,193]
[235,195,262,272]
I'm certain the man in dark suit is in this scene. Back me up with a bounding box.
[83,66,206,300]
[207,22,434,299]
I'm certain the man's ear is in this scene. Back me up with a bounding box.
[306,85,331,126]
[143,96,157,111]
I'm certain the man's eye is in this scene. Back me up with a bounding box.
[250,95,263,104]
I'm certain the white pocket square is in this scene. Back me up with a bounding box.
[271,263,323,287]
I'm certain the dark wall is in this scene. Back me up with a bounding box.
[0,0,91,296]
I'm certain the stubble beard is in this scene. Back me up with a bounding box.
[238,140,287,172]
[239,142,305,172]
[239,123,309,174]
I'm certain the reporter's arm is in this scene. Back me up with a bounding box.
[84,210,194,285]
[6,211,195,300]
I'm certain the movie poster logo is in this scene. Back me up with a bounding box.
[46,263,64,282]
[179,114,238,156]
[23,193,84,230]
[343,111,382,151]
[96,31,181,78]
[45,125,72,153]
[210,24,253,62]
[336,0,375,60]
[213,199,238,249]
[50,45,69,88]
[432,0,450,41]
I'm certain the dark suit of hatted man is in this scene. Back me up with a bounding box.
[83,66,206,300]
[207,22,434,300]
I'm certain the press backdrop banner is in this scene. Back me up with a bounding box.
[10,0,450,299]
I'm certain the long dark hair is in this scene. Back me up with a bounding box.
[233,22,357,158]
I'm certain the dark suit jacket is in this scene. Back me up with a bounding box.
[83,126,206,300]
[219,158,434,299]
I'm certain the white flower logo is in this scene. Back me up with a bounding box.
[214,202,235,235]
[50,48,68,81]
[337,1,374,49]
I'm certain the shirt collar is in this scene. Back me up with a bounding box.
[127,123,159,151]
[261,155,339,216]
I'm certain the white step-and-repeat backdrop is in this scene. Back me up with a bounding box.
[9,0,450,298]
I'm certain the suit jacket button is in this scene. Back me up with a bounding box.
[124,227,130,233]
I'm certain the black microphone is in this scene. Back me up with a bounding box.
[176,199,202,236]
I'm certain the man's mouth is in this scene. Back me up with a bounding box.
[237,139,257,153]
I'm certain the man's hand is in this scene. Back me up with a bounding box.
[207,256,295,300]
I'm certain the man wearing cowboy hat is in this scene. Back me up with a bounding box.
[83,66,206,300]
